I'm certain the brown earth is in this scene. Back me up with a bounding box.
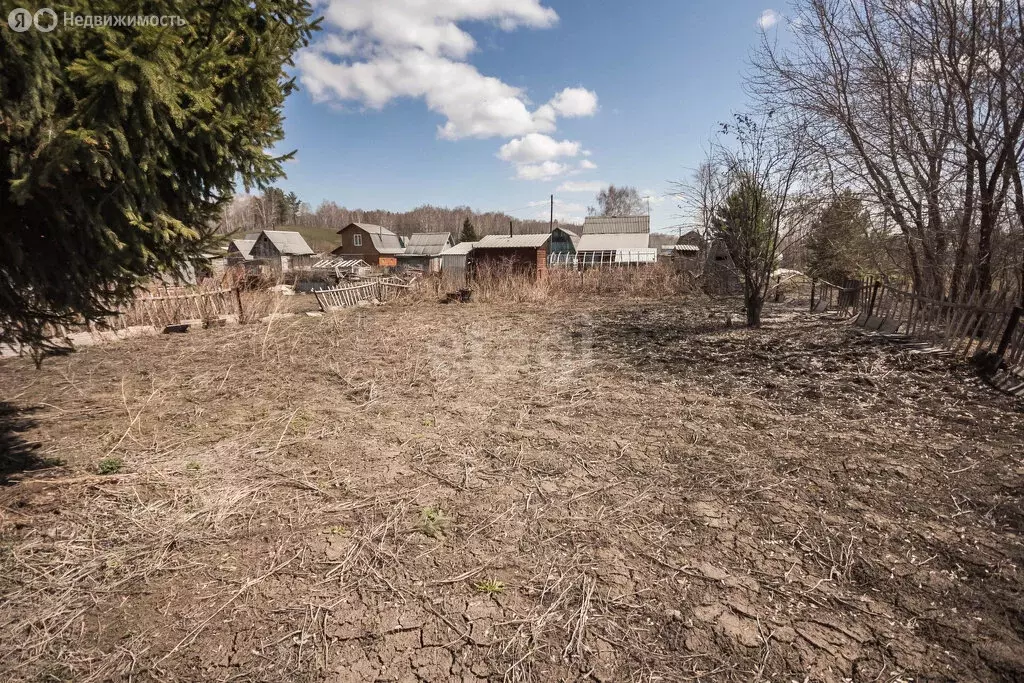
[0,297,1022,682]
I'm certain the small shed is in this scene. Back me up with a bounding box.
[397,232,452,273]
[439,241,477,284]
[249,230,315,271]
[226,239,256,266]
[472,233,551,279]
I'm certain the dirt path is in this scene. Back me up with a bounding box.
[1,299,1021,681]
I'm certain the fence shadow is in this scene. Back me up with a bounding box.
[0,402,45,484]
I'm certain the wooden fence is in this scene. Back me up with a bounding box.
[118,287,239,329]
[312,277,410,312]
[811,277,1024,393]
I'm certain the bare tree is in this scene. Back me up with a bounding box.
[752,0,1024,301]
[678,113,805,326]
[590,185,645,216]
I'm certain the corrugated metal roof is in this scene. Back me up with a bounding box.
[403,232,452,256]
[577,233,650,251]
[440,241,477,255]
[670,244,700,253]
[228,239,256,260]
[475,233,551,249]
[341,223,404,254]
[582,215,650,235]
[261,230,314,255]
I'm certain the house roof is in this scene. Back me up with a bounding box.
[553,226,579,238]
[577,232,650,251]
[582,215,650,235]
[341,223,404,254]
[402,232,452,256]
[228,239,256,260]
[669,244,700,253]
[260,231,314,256]
[676,229,705,244]
[475,233,551,249]
[440,241,477,255]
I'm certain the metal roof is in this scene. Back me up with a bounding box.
[577,233,650,251]
[402,232,452,256]
[475,233,551,249]
[669,244,700,253]
[260,230,314,255]
[582,215,651,235]
[440,241,477,255]
[340,223,404,254]
[228,239,256,260]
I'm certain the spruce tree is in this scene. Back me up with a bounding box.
[0,1,317,357]
[459,217,478,243]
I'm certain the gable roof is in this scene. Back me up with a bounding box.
[577,232,650,251]
[340,223,404,254]
[403,232,452,256]
[227,239,256,260]
[582,215,650,235]
[260,230,314,256]
[440,241,477,255]
[475,233,551,249]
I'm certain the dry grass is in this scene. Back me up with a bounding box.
[409,261,701,304]
[0,297,1022,681]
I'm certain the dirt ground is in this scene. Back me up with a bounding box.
[1,296,1022,682]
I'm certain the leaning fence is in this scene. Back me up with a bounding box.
[811,276,1024,393]
[312,276,410,311]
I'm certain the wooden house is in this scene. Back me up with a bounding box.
[397,232,452,272]
[332,223,405,267]
[472,233,551,279]
[249,231,315,271]
[226,239,256,266]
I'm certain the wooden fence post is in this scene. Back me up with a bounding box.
[867,281,880,318]
[810,278,816,312]
[996,306,1023,358]
[235,287,244,322]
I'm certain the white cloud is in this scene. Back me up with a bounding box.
[578,159,597,170]
[757,9,780,30]
[299,1,598,140]
[557,180,605,193]
[515,161,570,180]
[528,198,587,223]
[498,133,582,172]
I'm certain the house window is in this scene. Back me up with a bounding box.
[353,234,362,247]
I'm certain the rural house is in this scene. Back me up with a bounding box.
[397,232,452,273]
[332,223,405,267]
[472,233,551,279]
[226,239,256,266]
[576,215,656,265]
[248,230,315,272]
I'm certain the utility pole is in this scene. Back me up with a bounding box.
[550,194,554,232]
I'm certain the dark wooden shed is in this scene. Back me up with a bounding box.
[471,233,551,279]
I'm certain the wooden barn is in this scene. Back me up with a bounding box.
[332,223,405,267]
[471,233,551,279]
[248,231,315,272]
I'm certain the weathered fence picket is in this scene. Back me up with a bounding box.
[810,279,1024,393]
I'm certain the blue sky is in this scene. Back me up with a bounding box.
[274,1,785,233]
